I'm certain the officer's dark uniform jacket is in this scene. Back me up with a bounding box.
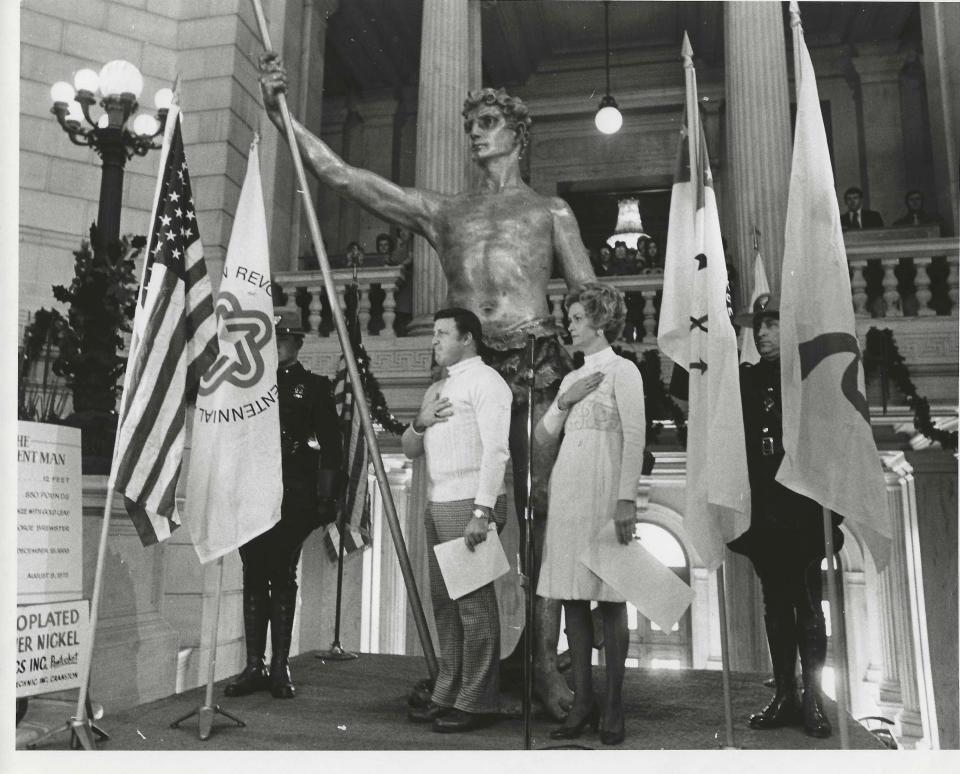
[727,357,843,559]
[277,361,343,528]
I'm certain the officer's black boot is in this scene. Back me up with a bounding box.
[225,586,271,697]
[749,613,802,729]
[798,614,832,738]
[269,586,298,699]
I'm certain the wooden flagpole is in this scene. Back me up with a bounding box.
[249,0,437,680]
[715,564,738,749]
[683,30,737,749]
[790,2,850,748]
[821,509,850,748]
[169,556,245,739]
[57,488,114,750]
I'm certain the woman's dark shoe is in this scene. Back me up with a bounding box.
[549,703,600,740]
[224,659,270,697]
[599,716,625,746]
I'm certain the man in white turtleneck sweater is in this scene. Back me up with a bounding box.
[402,308,512,733]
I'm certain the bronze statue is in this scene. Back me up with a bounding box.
[260,53,596,720]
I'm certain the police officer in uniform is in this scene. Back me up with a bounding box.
[225,310,343,699]
[728,293,842,738]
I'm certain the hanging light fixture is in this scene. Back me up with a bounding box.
[595,1,622,134]
[606,197,649,250]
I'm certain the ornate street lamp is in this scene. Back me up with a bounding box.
[50,60,172,245]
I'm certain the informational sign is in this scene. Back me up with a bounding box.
[16,600,89,698]
[17,421,84,604]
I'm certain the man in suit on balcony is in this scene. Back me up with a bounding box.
[840,186,884,230]
[892,189,942,228]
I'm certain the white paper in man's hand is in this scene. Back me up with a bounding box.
[579,520,694,632]
[433,528,511,600]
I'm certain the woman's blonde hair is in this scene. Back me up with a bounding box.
[565,282,627,343]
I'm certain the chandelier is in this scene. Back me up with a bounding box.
[606,198,649,250]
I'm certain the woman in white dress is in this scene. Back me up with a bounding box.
[535,282,645,745]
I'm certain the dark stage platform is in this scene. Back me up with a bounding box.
[17,652,883,751]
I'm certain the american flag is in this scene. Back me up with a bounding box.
[322,302,372,562]
[110,106,219,546]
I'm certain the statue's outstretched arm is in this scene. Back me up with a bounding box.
[550,196,596,289]
[260,51,442,245]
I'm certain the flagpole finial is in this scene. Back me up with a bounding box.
[170,74,182,106]
[789,1,802,29]
[752,227,760,252]
[681,31,694,64]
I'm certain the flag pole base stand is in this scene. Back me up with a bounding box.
[316,641,359,661]
[713,730,741,750]
[25,695,109,750]
[170,703,245,741]
[26,715,109,751]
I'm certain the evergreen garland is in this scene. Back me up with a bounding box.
[352,338,408,436]
[864,327,958,452]
[339,282,407,437]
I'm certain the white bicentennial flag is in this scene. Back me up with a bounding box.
[184,137,283,563]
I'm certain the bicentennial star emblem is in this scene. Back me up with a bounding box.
[198,292,274,396]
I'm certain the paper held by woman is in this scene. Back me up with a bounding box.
[579,521,694,632]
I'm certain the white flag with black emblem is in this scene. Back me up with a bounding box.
[184,137,283,562]
[777,34,890,567]
[658,35,751,570]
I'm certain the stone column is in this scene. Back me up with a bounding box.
[719,3,788,666]
[409,0,471,333]
[337,101,365,251]
[289,0,340,265]
[720,1,789,664]
[919,2,959,236]
[876,467,926,747]
[261,0,339,276]
[724,1,793,305]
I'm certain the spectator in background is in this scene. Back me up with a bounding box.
[595,244,616,277]
[840,186,884,230]
[612,240,631,275]
[620,240,645,341]
[644,239,661,270]
[376,232,395,256]
[345,240,365,270]
[386,228,414,335]
[892,189,942,228]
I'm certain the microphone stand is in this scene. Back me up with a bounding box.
[316,504,359,661]
[522,334,536,750]
[318,258,361,662]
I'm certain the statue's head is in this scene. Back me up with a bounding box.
[462,88,532,158]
